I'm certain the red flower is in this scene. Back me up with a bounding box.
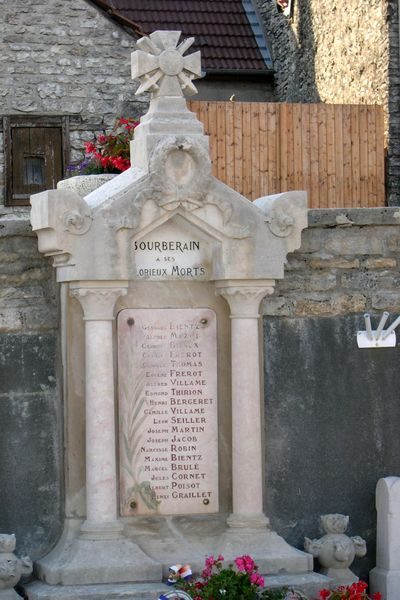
[319,589,331,600]
[250,572,264,587]
[234,555,255,574]
[84,141,96,154]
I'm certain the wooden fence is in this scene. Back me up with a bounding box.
[188,101,386,208]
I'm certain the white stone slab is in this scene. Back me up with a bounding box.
[370,477,400,600]
[118,308,218,516]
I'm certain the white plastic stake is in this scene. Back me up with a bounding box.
[382,314,400,340]
[375,311,389,340]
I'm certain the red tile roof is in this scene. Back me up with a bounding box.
[91,0,272,73]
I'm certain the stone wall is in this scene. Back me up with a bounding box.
[0,217,62,559]
[256,0,400,205]
[263,208,400,580]
[0,0,144,211]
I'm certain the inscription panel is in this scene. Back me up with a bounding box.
[133,222,212,280]
[118,308,219,516]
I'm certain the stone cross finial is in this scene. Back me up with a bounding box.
[131,30,202,97]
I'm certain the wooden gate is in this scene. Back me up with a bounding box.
[188,101,386,208]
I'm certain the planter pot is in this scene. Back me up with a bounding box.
[57,174,117,197]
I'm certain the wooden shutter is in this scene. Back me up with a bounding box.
[4,118,67,207]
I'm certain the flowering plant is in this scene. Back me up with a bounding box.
[177,554,265,599]
[67,117,138,176]
[319,581,381,600]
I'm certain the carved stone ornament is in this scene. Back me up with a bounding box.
[132,30,201,97]
[132,136,233,225]
[61,208,93,235]
[304,514,367,585]
[264,205,295,238]
[0,534,32,599]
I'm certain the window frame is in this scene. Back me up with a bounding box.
[3,115,70,207]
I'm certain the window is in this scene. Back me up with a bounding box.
[4,116,69,207]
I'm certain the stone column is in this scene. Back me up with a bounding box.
[70,282,128,539]
[216,280,275,529]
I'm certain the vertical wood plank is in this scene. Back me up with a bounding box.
[367,106,377,208]
[258,103,268,196]
[279,103,288,192]
[351,105,361,207]
[267,104,278,194]
[242,103,252,198]
[293,103,303,190]
[333,105,344,208]
[359,105,368,206]
[326,104,336,208]
[208,102,218,180]
[233,102,243,196]
[342,105,352,207]
[318,104,328,208]
[301,104,311,203]
[251,103,260,200]
[286,104,295,191]
[216,101,226,185]
[375,105,386,207]
[225,101,235,193]
[309,104,319,208]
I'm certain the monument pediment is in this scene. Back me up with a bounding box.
[31,133,306,283]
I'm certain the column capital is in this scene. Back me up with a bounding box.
[70,281,128,321]
[215,280,275,318]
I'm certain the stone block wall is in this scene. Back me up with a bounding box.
[0,0,145,211]
[0,217,62,559]
[256,0,400,205]
[263,208,400,580]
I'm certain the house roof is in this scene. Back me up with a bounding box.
[91,0,273,73]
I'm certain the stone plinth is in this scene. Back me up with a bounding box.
[370,477,400,600]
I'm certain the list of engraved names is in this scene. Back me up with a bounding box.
[118,308,219,516]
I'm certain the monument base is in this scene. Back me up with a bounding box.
[370,567,400,600]
[218,526,313,574]
[27,517,329,598]
[24,582,169,600]
[25,573,332,600]
[34,523,161,586]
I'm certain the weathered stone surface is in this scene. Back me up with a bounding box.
[0,335,61,560]
[263,209,400,317]
[309,258,360,270]
[362,258,397,269]
[0,218,57,331]
[263,314,400,580]
[0,214,61,561]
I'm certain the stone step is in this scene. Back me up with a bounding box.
[24,572,331,600]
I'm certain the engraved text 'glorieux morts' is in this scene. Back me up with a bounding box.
[133,221,212,280]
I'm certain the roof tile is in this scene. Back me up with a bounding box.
[92,0,272,72]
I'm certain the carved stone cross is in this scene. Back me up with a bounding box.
[131,30,202,97]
